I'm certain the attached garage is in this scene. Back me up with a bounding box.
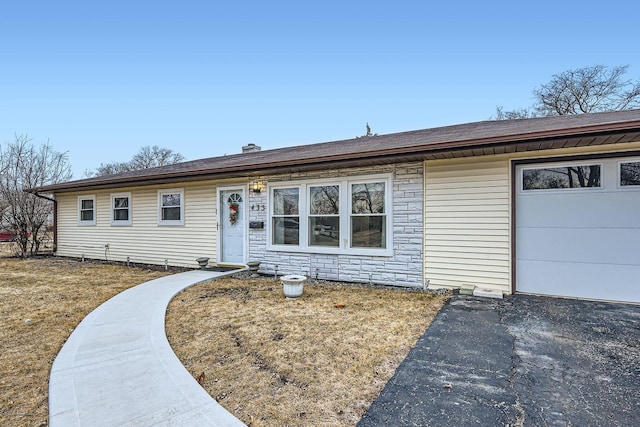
[515,156,640,303]
[422,111,640,303]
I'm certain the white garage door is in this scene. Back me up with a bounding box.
[516,157,640,303]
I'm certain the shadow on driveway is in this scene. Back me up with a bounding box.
[359,294,640,426]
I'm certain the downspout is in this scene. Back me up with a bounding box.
[33,192,57,253]
[422,162,428,291]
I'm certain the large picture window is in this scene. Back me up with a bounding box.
[158,189,184,225]
[78,195,96,226]
[269,175,392,255]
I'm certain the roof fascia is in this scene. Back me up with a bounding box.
[29,119,640,194]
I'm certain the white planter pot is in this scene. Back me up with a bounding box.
[281,274,306,299]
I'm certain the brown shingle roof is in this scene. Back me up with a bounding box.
[30,109,640,193]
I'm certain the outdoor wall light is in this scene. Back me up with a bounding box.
[252,179,265,193]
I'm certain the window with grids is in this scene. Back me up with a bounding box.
[111,193,131,225]
[158,189,184,225]
[78,196,96,225]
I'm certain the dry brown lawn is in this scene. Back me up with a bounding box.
[167,277,448,426]
[0,253,170,427]
[0,249,448,427]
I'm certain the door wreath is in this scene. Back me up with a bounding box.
[229,202,239,225]
[227,193,242,226]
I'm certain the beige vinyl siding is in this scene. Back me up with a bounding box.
[424,140,640,294]
[56,181,226,268]
[424,159,511,292]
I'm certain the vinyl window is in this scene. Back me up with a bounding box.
[350,182,386,248]
[111,193,131,225]
[158,189,184,226]
[268,174,392,255]
[309,185,340,247]
[272,187,299,245]
[78,196,96,226]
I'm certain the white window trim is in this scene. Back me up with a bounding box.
[267,173,393,256]
[348,179,389,250]
[617,158,640,190]
[78,195,96,226]
[271,185,301,246]
[519,161,604,194]
[158,188,184,226]
[110,192,132,226]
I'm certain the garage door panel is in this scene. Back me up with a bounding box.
[516,158,640,303]
[517,192,640,229]
[517,227,640,265]
[517,259,640,302]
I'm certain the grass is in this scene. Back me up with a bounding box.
[0,250,448,426]
[0,252,170,427]
[167,277,448,426]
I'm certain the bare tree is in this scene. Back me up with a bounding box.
[492,106,538,120]
[90,161,131,177]
[86,145,185,177]
[130,145,185,169]
[493,65,640,119]
[311,186,339,214]
[0,135,72,257]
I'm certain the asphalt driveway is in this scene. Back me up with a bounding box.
[359,294,640,426]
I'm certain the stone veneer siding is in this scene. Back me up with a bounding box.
[247,162,424,287]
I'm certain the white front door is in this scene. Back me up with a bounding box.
[219,188,246,265]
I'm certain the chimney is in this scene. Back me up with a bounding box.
[242,143,261,153]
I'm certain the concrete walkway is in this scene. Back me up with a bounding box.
[49,270,246,427]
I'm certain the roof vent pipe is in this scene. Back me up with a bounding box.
[242,143,261,153]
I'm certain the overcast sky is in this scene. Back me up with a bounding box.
[2,0,639,178]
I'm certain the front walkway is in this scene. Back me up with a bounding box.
[49,270,246,427]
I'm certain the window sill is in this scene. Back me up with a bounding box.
[267,244,392,257]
